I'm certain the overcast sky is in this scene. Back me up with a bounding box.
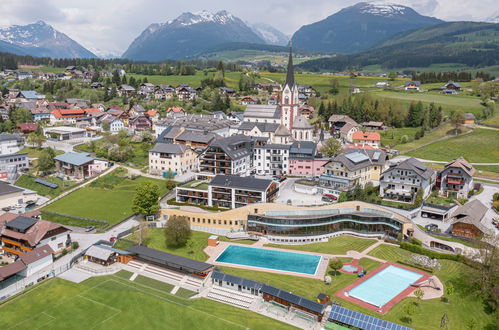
[0,0,497,55]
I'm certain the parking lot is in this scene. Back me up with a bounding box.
[275,178,326,206]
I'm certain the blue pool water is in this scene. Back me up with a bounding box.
[347,265,423,307]
[215,245,321,275]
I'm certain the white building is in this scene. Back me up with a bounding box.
[380,158,435,203]
[0,133,24,155]
[253,144,290,176]
[18,245,54,277]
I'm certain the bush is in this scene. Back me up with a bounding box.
[410,238,422,246]
[71,242,79,250]
[400,242,464,261]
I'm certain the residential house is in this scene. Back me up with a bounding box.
[375,82,389,88]
[361,121,385,130]
[442,81,461,91]
[437,157,475,199]
[176,85,197,100]
[138,83,155,97]
[351,131,381,149]
[176,174,279,209]
[0,133,24,155]
[449,200,491,238]
[154,85,175,100]
[91,82,104,89]
[379,158,435,203]
[98,113,125,132]
[340,123,359,144]
[65,98,89,109]
[117,85,135,97]
[149,143,198,177]
[226,112,244,124]
[298,106,314,119]
[237,122,280,143]
[320,149,388,192]
[254,144,290,176]
[0,213,71,256]
[31,107,52,122]
[18,91,45,101]
[54,152,108,180]
[166,107,185,116]
[219,87,236,96]
[155,114,234,138]
[0,104,10,121]
[288,141,327,177]
[16,123,38,134]
[145,109,160,122]
[328,114,359,131]
[199,135,254,176]
[174,129,217,148]
[240,96,258,105]
[128,115,152,131]
[16,71,33,80]
[404,81,421,91]
[128,104,146,116]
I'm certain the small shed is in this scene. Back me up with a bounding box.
[208,235,219,247]
[85,245,118,266]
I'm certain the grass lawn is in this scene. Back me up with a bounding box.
[481,111,499,126]
[40,211,108,229]
[367,244,412,262]
[114,229,211,261]
[20,147,64,159]
[380,127,419,148]
[265,235,377,255]
[372,91,485,116]
[15,175,77,198]
[180,179,209,190]
[43,169,169,225]
[395,123,469,153]
[406,128,499,163]
[0,275,293,330]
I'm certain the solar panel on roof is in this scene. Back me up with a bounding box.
[345,152,369,164]
[328,305,413,330]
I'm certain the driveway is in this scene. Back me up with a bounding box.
[275,178,325,206]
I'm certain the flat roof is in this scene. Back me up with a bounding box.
[127,245,213,273]
[6,216,37,232]
[210,175,272,192]
[54,152,95,166]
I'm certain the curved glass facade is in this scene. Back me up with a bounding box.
[247,213,404,238]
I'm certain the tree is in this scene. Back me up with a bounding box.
[329,258,343,276]
[101,121,110,132]
[165,180,176,191]
[27,132,46,149]
[414,288,425,300]
[330,78,340,95]
[322,138,342,157]
[132,182,160,216]
[388,71,398,81]
[38,147,55,172]
[164,215,191,247]
[407,101,424,127]
[450,111,464,135]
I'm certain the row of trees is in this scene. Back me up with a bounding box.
[411,71,479,84]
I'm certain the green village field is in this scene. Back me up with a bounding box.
[43,169,169,226]
[0,275,292,330]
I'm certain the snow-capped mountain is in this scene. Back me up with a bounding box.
[249,23,289,46]
[291,2,443,54]
[0,20,96,58]
[123,10,265,61]
[87,46,120,59]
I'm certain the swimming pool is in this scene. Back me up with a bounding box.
[347,265,423,307]
[215,245,321,275]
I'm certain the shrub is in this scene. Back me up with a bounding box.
[410,237,423,246]
[400,242,463,261]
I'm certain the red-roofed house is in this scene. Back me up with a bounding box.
[145,109,160,122]
[166,107,185,116]
[17,123,38,134]
[352,131,381,149]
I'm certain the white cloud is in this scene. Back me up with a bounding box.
[0,0,497,56]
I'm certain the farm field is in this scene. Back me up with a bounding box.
[395,123,470,153]
[405,128,499,163]
[372,91,485,116]
[43,169,169,226]
[265,235,377,255]
[0,275,292,330]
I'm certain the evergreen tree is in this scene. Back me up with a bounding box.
[407,101,424,127]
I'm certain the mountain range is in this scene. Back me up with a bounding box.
[0,20,96,58]
[291,2,443,54]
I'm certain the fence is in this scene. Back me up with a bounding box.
[41,210,109,226]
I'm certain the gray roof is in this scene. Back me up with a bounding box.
[212,270,263,290]
[289,141,316,158]
[292,116,313,129]
[54,152,95,166]
[328,115,358,125]
[328,148,387,172]
[255,144,291,150]
[157,114,234,132]
[210,175,272,192]
[464,113,475,120]
[0,132,23,142]
[85,245,115,260]
[176,130,217,144]
[19,245,53,265]
[274,124,291,136]
[157,126,182,143]
[6,216,36,232]
[387,158,434,180]
[238,122,280,133]
[0,181,23,196]
[127,245,213,273]
[260,284,325,314]
[243,104,280,119]
[208,134,254,160]
[150,143,188,155]
[451,200,491,234]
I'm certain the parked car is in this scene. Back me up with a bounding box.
[85,226,95,232]
[323,193,338,200]
[425,224,438,231]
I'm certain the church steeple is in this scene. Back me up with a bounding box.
[284,43,295,89]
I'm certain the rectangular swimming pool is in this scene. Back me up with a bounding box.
[215,245,321,275]
[347,265,423,307]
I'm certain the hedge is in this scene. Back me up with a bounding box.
[400,242,464,262]
[397,260,434,273]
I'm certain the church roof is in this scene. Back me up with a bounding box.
[243,104,280,119]
[292,116,313,129]
[275,124,291,136]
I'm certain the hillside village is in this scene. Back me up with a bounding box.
[0,2,499,330]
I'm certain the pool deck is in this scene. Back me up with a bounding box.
[334,261,442,314]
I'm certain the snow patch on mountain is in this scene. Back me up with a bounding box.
[356,2,409,16]
[249,23,289,46]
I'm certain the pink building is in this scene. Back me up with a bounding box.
[288,141,327,176]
